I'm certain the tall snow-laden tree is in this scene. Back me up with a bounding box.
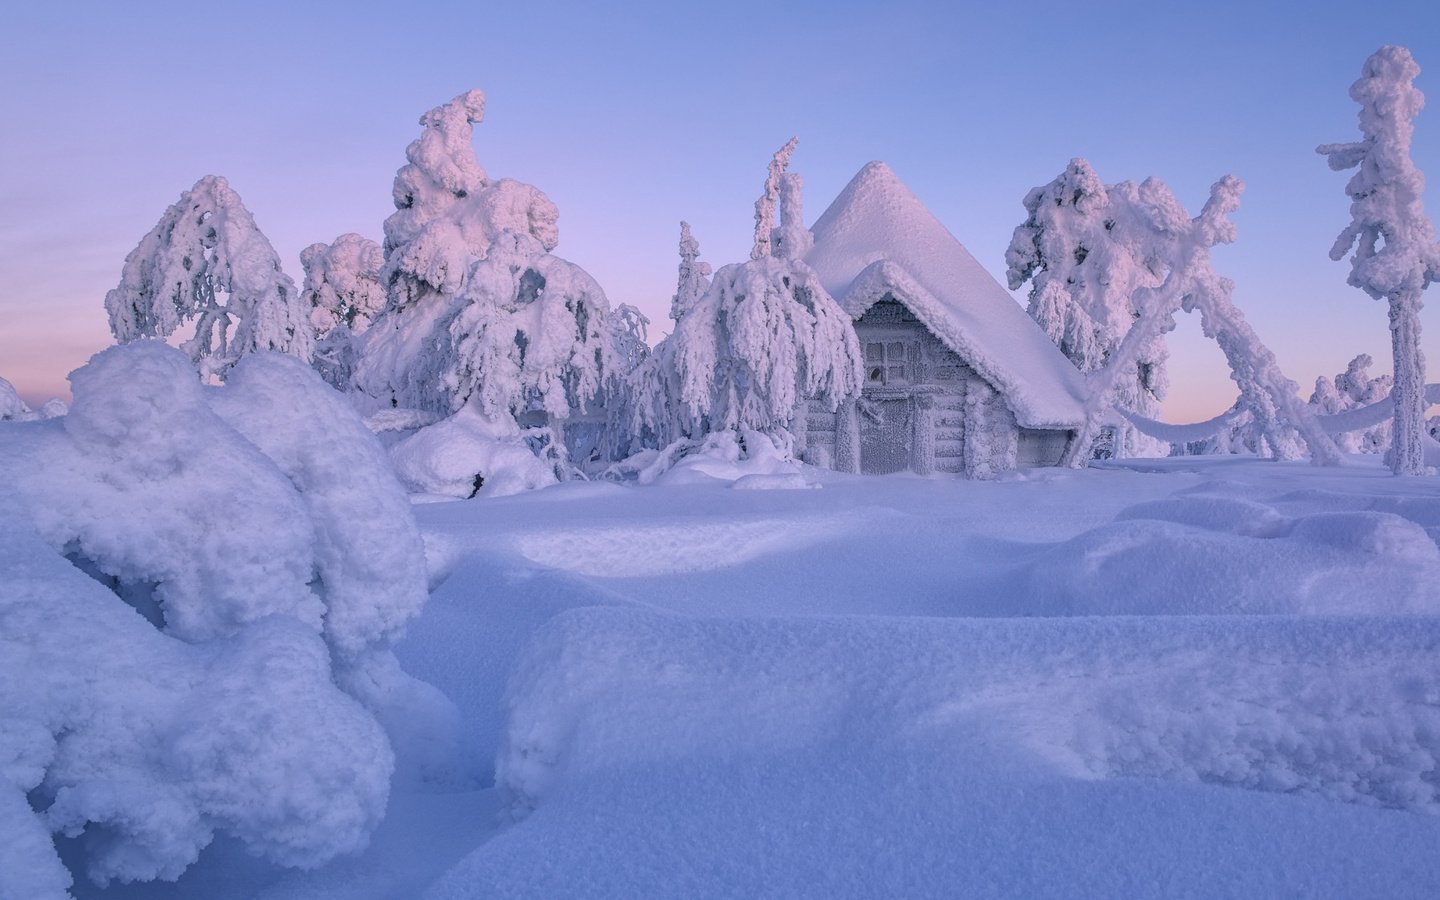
[1005,159,1169,456]
[301,234,385,390]
[1318,45,1440,475]
[638,141,862,454]
[105,175,312,380]
[627,222,713,448]
[1065,175,1342,467]
[354,89,626,475]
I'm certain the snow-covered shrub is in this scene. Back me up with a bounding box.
[629,142,861,475]
[1318,45,1440,475]
[302,232,386,390]
[105,175,312,380]
[1,374,35,420]
[1310,353,1394,453]
[0,342,450,894]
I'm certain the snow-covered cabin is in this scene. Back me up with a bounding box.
[801,162,1088,478]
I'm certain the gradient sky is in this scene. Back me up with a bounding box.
[2,0,1439,420]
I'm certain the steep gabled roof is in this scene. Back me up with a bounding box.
[804,162,1088,429]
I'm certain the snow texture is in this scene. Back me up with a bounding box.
[806,161,1089,429]
[104,176,312,380]
[0,342,450,894]
[1318,45,1440,475]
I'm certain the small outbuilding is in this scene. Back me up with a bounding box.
[800,162,1089,478]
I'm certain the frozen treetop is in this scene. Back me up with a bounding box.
[1318,46,1440,298]
[382,89,560,307]
[752,137,799,260]
[806,161,1087,428]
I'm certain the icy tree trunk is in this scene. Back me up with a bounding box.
[1390,293,1427,474]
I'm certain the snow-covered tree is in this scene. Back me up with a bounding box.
[105,175,312,380]
[625,222,713,448]
[302,233,385,390]
[355,89,627,479]
[1310,353,1394,453]
[635,142,862,457]
[671,221,712,321]
[1318,45,1440,475]
[1065,175,1342,467]
[1006,159,1169,456]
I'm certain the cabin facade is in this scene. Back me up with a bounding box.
[798,162,1088,479]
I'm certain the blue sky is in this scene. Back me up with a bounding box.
[2,0,1439,419]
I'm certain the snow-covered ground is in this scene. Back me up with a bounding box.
[46,454,1440,899]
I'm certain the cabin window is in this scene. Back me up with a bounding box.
[865,341,909,385]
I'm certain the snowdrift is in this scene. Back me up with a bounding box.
[498,609,1440,819]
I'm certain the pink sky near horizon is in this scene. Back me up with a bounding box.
[3,1,1439,423]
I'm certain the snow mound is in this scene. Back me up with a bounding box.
[389,403,558,498]
[496,609,1440,824]
[1022,493,1440,616]
[514,516,838,578]
[731,472,816,490]
[645,429,804,486]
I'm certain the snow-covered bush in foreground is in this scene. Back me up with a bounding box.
[0,343,450,895]
[104,175,312,381]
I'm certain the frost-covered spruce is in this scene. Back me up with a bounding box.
[302,233,386,390]
[625,222,713,448]
[355,90,628,476]
[643,141,862,456]
[1006,159,1169,456]
[1319,46,1440,475]
[105,175,312,380]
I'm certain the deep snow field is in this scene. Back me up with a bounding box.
[57,453,1440,899]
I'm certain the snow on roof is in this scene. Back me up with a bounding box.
[805,161,1088,429]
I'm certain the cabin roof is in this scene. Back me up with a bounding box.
[805,162,1088,429]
